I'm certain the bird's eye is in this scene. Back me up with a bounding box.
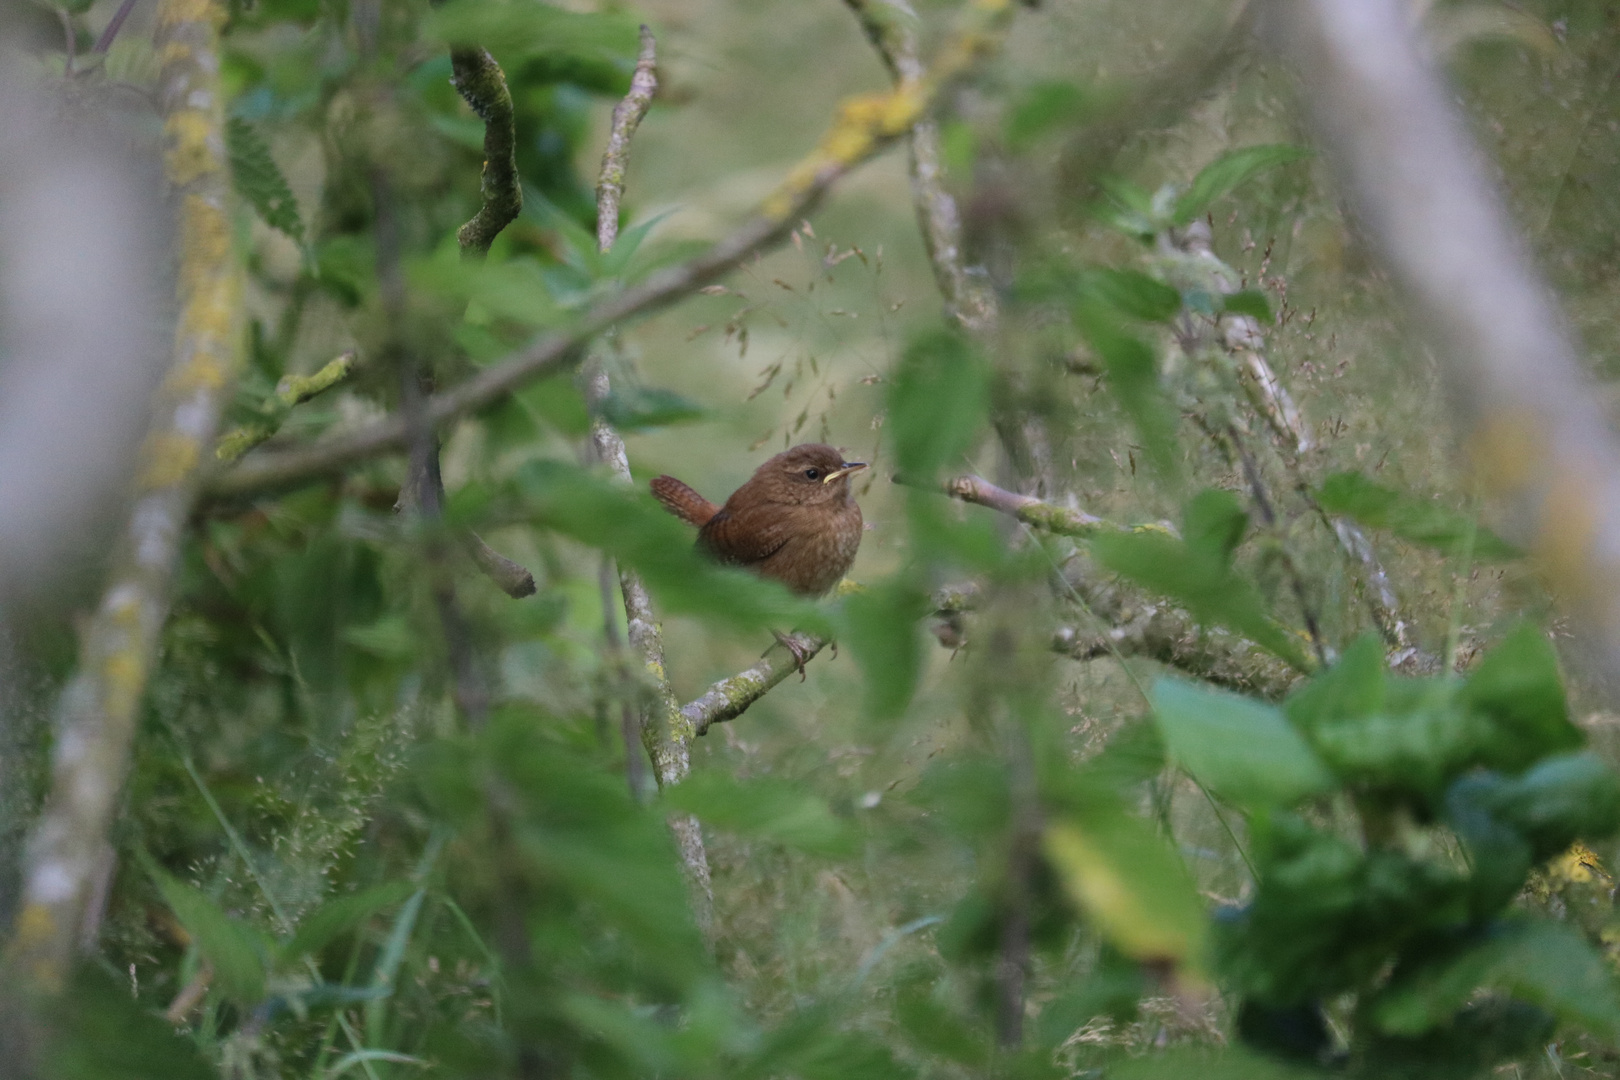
[804,468,821,481]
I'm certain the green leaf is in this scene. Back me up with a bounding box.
[1081,268,1182,322]
[894,981,990,1065]
[1183,488,1249,563]
[1106,1046,1320,1080]
[1044,808,1206,966]
[841,578,929,720]
[1450,752,1620,864]
[1006,80,1091,148]
[888,329,989,479]
[341,614,418,661]
[1284,633,1387,736]
[146,862,269,1004]
[1172,144,1313,225]
[280,882,416,966]
[425,2,640,84]
[227,117,303,242]
[1316,471,1520,559]
[1073,299,1179,476]
[1152,678,1333,809]
[1222,289,1273,322]
[597,385,705,432]
[409,246,560,330]
[1372,919,1620,1043]
[1460,622,1582,766]
[43,967,215,1080]
[662,772,854,856]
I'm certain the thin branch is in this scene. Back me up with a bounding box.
[213,350,356,464]
[450,46,521,256]
[928,473,1130,538]
[5,0,240,993]
[91,0,141,54]
[206,0,1020,501]
[597,26,657,253]
[684,634,829,736]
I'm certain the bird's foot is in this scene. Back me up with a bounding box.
[774,630,811,681]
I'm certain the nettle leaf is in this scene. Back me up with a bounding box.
[1152,679,1333,809]
[1093,492,1310,671]
[409,246,560,331]
[425,1,639,84]
[146,863,269,1004]
[597,385,705,432]
[663,773,853,856]
[44,968,215,1080]
[1073,299,1179,476]
[1459,622,1582,766]
[1044,810,1206,967]
[280,882,416,966]
[1172,144,1312,226]
[1080,267,1182,322]
[841,577,929,721]
[227,117,303,242]
[1284,633,1387,736]
[1317,471,1520,559]
[1372,919,1620,1044]
[1450,753,1620,865]
[888,328,989,479]
[1222,289,1273,323]
[1006,80,1091,148]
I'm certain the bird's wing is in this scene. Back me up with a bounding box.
[650,475,720,528]
[697,502,792,567]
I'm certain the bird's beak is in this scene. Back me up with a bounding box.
[822,461,869,484]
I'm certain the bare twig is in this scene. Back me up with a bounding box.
[163,961,213,1024]
[684,633,829,736]
[5,0,240,992]
[91,0,142,54]
[596,26,657,253]
[207,0,1020,500]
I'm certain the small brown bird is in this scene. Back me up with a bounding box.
[650,443,868,598]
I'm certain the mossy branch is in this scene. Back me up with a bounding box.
[207,0,1020,500]
[214,350,355,463]
[6,0,240,995]
[451,46,521,256]
[685,634,830,736]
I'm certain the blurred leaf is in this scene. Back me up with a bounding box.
[1107,1045,1319,1080]
[895,981,990,1066]
[280,882,415,966]
[1316,472,1520,559]
[842,578,929,720]
[146,862,269,1004]
[1372,919,1620,1043]
[1222,289,1273,323]
[1093,495,1310,671]
[1183,488,1248,563]
[1449,752,1620,866]
[517,373,592,436]
[1073,299,1179,475]
[598,385,705,431]
[1044,810,1205,966]
[663,772,854,856]
[425,1,639,84]
[1460,622,1582,765]
[1172,144,1313,225]
[1152,678,1333,809]
[1081,267,1182,322]
[227,117,303,242]
[1284,633,1386,735]
[342,615,418,661]
[910,758,1010,837]
[1006,80,1091,147]
[42,967,214,1080]
[888,328,989,479]
[409,246,560,330]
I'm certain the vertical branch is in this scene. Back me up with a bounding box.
[582,28,715,933]
[451,46,522,256]
[5,0,240,992]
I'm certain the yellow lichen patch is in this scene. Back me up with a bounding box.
[100,650,147,720]
[1550,842,1613,887]
[1532,471,1604,611]
[163,112,220,188]
[178,196,231,275]
[156,0,219,31]
[1466,408,1541,497]
[9,902,66,990]
[139,431,202,490]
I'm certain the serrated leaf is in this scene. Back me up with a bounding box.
[842,577,929,720]
[662,773,853,856]
[147,863,269,1004]
[280,882,416,966]
[1152,678,1333,809]
[1460,622,1582,765]
[1172,144,1312,225]
[1372,919,1620,1043]
[888,328,989,480]
[1222,289,1273,322]
[227,117,303,242]
[597,385,705,431]
[1044,811,1206,966]
[1082,267,1182,322]
[1316,471,1520,559]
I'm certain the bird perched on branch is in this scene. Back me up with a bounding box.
[651,443,868,674]
[651,443,868,596]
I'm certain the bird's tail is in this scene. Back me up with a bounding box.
[650,475,720,528]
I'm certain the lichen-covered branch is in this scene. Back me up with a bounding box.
[214,350,354,463]
[937,473,1128,538]
[450,46,521,256]
[207,0,1019,500]
[596,26,657,254]
[6,0,239,992]
[685,634,829,736]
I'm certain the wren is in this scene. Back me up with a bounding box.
[650,443,868,598]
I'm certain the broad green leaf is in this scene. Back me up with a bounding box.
[1451,752,1620,864]
[1006,80,1091,147]
[280,882,415,965]
[1044,811,1206,966]
[1074,299,1179,476]
[1152,678,1333,808]
[1183,488,1248,563]
[227,117,303,242]
[662,772,854,856]
[341,615,418,660]
[147,863,269,1003]
[1172,144,1313,225]
[408,247,560,330]
[1460,622,1582,766]
[1317,471,1520,559]
[43,968,215,1080]
[1372,919,1620,1043]
[1308,689,1486,794]
[425,2,639,87]
[597,385,705,431]
[1284,633,1386,735]
[894,982,990,1066]
[888,329,989,479]
[1222,289,1273,322]
[1081,267,1181,322]
[841,577,929,720]
[1107,1046,1319,1080]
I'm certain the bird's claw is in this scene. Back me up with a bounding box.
[774,630,811,680]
